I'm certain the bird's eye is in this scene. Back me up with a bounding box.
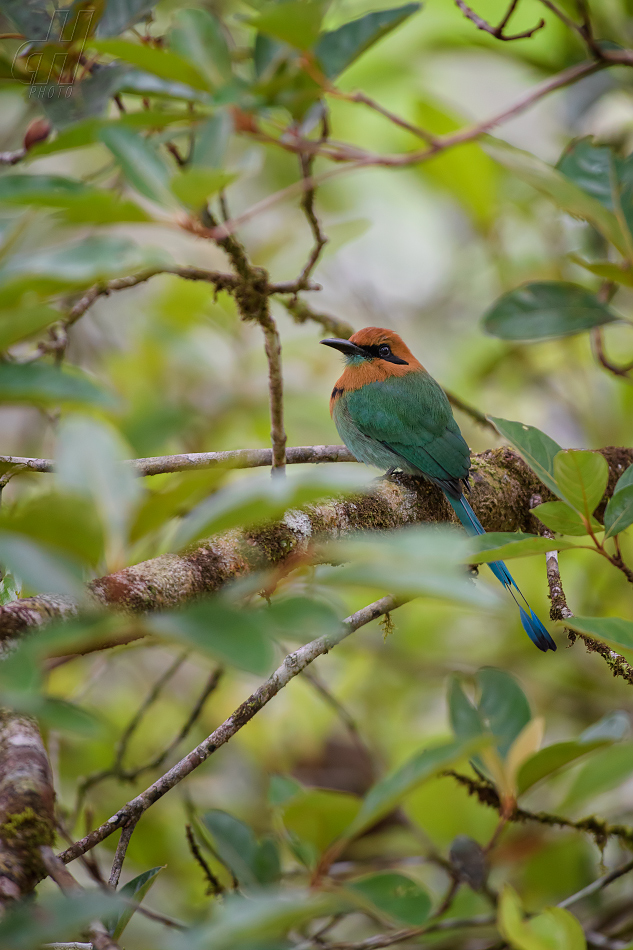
[378,344,391,358]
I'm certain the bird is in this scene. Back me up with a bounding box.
[321,327,556,652]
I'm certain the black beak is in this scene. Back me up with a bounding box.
[320,338,366,358]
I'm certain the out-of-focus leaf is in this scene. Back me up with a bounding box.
[190,111,233,168]
[0,234,170,287]
[173,467,370,549]
[614,463,633,494]
[314,3,420,78]
[564,616,633,651]
[581,711,630,742]
[0,889,125,949]
[170,9,232,87]
[448,676,483,741]
[449,836,487,890]
[488,418,561,497]
[342,739,485,841]
[562,742,633,809]
[170,167,236,209]
[477,668,531,759]
[0,174,150,224]
[553,450,608,518]
[91,38,210,92]
[269,774,303,806]
[557,137,616,209]
[604,485,633,538]
[131,469,227,542]
[41,64,128,129]
[282,789,361,863]
[349,872,431,925]
[254,0,329,51]
[99,125,175,206]
[319,527,497,608]
[498,885,586,950]
[468,532,579,562]
[483,137,627,255]
[97,0,159,37]
[416,99,498,228]
[169,890,347,950]
[150,599,275,675]
[103,866,163,938]
[0,303,60,351]
[0,531,84,599]
[531,501,598,536]
[0,362,114,408]
[117,68,208,102]
[253,837,281,885]
[482,282,618,341]
[517,739,611,795]
[2,491,104,567]
[568,255,633,288]
[56,416,141,568]
[265,596,341,643]
[0,0,56,40]
[201,810,259,887]
[28,111,203,158]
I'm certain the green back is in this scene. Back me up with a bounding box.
[341,371,471,486]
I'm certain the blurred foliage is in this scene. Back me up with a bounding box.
[1,0,633,947]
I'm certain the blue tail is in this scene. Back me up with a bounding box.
[447,494,556,653]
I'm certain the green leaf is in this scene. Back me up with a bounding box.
[0,532,84,599]
[0,174,150,224]
[499,885,586,950]
[0,304,61,351]
[103,866,163,939]
[150,599,275,675]
[170,9,232,87]
[97,0,159,37]
[117,68,208,102]
[253,837,281,885]
[517,739,611,795]
[581,711,630,742]
[190,111,233,168]
[565,615,633,651]
[482,136,628,255]
[254,0,329,51]
[0,0,58,40]
[268,774,303,806]
[604,484,633,538]
[99,126,175,206]
[0,890,125,950]
[265,596,342,643]
[482,282,618,342]
[55,417,141,566]
[90,38,210,91]
[531,501,597,536]
[2,491,104,568]
[448,676,483,742]
[487,417,562,497]
[468,532,579,563]
[0,362,114,408]
[349,872,431,926]
[314,3,421,79]
[556,137,616,209]
[342,739,484,841]
[41,64,128,130]
[130,469,226,542]
[415,99,498,229]
[477,668,531,759]
[0,234,170,287]
[562,742,633,809]
[319,526,497,608]
[568,255,633,288]
[201,810,259,887]
[553,449,608,517]
[170,167,236,209]
[614,463,633,494]
[282,789,361,861]
[170,890,347,950]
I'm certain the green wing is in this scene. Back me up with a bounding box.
[344,372,471,487]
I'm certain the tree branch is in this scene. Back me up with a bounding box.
[454,0,545,41]
[0,713,56,903]
[58,595,400,866]
[2,446,631,638]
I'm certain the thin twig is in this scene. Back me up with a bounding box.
[185,823,224,895]
[59,596,401,866]
[261,313,287,473]
[296,152,328,288]
[334,90,438,145]
[301,667,370,756]
[454,0,545,41]
[559,858,633,908]
[591,327,633,381]
[318,913,495,950]
[445,391,496,431]
[108,818,139,889]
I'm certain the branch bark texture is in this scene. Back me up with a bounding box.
[0,713,55,903]
[1,446,632,638]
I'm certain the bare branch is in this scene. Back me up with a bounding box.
[260,313,288,473]
[58,596,400,866]
[296,152,328,289]
[282,297,355,339]
[108,819,138,889]
[185,823,224,895]
[454,0,545,41]
[559,858,633,908]
[591,327,633,381]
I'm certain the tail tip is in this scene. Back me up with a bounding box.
[519,607,557,653]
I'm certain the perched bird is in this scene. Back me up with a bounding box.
[321,327,556,652]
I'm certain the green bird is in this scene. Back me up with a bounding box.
[322,326,556,652]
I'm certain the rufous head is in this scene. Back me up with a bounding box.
[321,327,423,377]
